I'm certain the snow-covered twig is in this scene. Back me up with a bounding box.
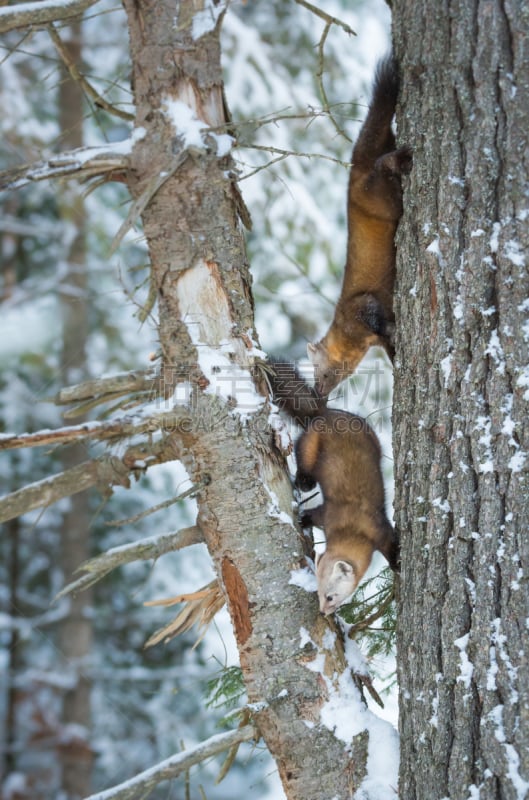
[0,407,190,452]
[0,145,129,191]
[83,725,258,800]
[56,525,203,599]
[0,0,100,33]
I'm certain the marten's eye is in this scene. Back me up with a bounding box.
[326,594,334,602]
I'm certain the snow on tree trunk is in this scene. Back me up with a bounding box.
[120,1,391,797]
[393,1,529,797]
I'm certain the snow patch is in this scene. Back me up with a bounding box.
[289,567,317,593]
[176,260,265,417]
[297,629,398,799]
[454,633,473,690]
[490,222,501,253]
[504,240,525,267]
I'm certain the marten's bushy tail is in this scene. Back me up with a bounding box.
[267,358,326,429]
[352,53,399,168]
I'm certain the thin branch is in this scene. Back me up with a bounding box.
[241,143,351,171]
[0,145,129,192]
[56,525,203,599]
[292,0,355,142]
[315,22,351,143]
[48,24,134,122]
[107,480,209,527]
[0,0,100,34]
[83,725,258,800]
[293,0,356,36]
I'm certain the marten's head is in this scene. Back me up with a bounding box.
[315,540,374,615]
[315,554,358,615]
[307,331,368,397]
[308,293,394,395]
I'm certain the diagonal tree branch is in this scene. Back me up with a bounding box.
[48,23,134,122]
[0,432,183,524]
[0,407,190,452]
[0,0,100,34]
[83,724,258,800]
[56,525,203,599]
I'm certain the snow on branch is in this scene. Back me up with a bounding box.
[0,457,120,524]
[0,144,130,192]
[0,0,100,34]
[0,431,182,524]
[56,525,203,599]
[0,407,189,452]
[83,724,258,800]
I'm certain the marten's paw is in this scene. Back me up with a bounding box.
[395,145,413,175]
[299,511,313,529]
[375,145,413,176]
[295,471,317,492]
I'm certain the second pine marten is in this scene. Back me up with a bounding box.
[268,359,397,615]
[308,54,412,396]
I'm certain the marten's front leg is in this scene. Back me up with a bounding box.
[295,469,317,492]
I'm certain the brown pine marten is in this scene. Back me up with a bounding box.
[308,54,412,396]
[268,359,397,615]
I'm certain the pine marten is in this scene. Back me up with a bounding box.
[308,54,412,396]
[268,359,397,615]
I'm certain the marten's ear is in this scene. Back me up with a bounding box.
[333,560,354,579]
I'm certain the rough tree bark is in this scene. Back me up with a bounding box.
[393,1,529,797]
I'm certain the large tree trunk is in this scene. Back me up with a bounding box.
[120,1,372,797]
[393,1,529,797]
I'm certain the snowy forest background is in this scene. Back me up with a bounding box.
[0,1,396,797]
